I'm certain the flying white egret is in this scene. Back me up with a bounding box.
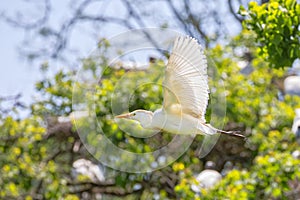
[116,36,245,139]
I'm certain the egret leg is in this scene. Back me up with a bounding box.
[216,129,246,139]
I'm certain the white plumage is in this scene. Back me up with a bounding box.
[192,169,222,191]
[284,76,300,96]
[292,108,300,144]
[116,36,244,139]
[72,159,105,183]
[164,36,209,122]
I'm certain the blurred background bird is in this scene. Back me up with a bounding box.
[292,108,300,145]
[116,36,245,139]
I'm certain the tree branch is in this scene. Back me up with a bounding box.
[228,0,244,23]
[1,0,51,30]
[68,180,143,197]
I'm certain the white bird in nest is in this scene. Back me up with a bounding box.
[116,36,245,139]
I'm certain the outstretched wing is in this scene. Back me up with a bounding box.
[163,36,209,122]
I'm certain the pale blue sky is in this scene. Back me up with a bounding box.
[0,1,128,113]
[0,1,61,106]
[0,16,40,104]
[0,0,241,117]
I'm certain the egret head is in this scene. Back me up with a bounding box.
[115,110,153,128]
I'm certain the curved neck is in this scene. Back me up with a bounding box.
[137,112,154,129]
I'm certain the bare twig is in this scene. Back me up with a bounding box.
[228,0,244,23]
[1,0,51,29]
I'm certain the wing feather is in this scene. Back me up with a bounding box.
[163,36,209,122]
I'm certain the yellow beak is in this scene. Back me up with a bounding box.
[115,113,132,119]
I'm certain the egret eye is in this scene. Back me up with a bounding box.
[114,36,245,139]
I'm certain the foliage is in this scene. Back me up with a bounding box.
[33,70,75,116]
[0,117,77,199]
[204,131,300,200]
[172,32,300,199]
[239,0,300,69]
[1,1,300,199]
[2,28,300,198]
